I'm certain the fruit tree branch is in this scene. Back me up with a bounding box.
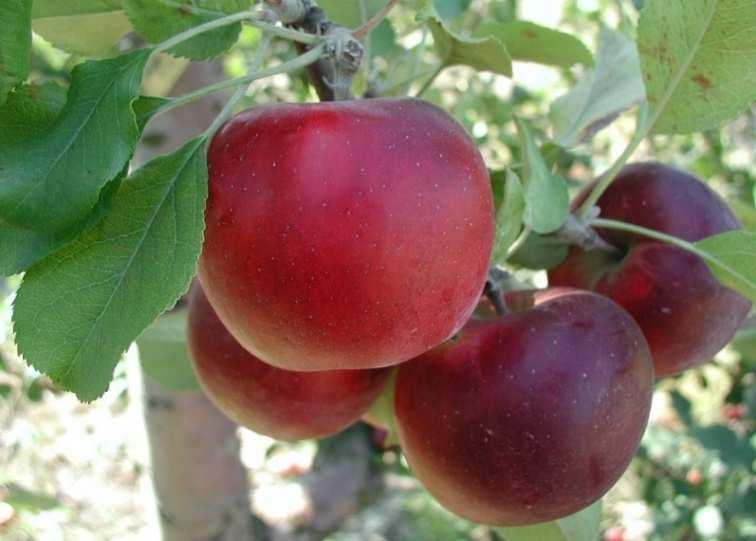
[353,0,400,40]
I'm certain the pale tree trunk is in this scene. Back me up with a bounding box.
[131,60,254,541]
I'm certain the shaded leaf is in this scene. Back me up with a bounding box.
[515,119,569,234]
[123,0,250,60]
[422,13,512,76]
[137,309,200,391]
[318,0,385,27]
[496,500,602,541]
[0,0,32,105]
[0,94,166,276]
[13,137,208,401]
[433,0,472,21]
[492,170,525,264]
[0,49,150,234]
[508,232,569,270]
[550,28,645,147]
[32,11,132,57]
[477,21,593,68]
[0,82,66,146]
[638,0,756,134]
[5,484,61,512]
[31,0,123,18]
[695,230,756,302]
[362,370,399,447]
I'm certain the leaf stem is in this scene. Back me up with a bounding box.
[204,33,273,139]
[353,0,400,40]
[154,43,326,117]
[506,227,531,260]
[414,63,444,97]
[589,218,734,279]
[577,1,717,218]
[153,12,255,54]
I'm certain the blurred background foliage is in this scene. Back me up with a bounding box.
[1,0,754,539]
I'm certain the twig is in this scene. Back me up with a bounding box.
[352,0,400,40]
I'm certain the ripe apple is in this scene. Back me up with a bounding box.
[549,162,751,376]
[395,288,654,526]
[187,285,392,441]
[199,98,494,371]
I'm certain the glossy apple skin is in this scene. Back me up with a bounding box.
[187,286,392,442]
[549,162,751,377]
[199,98,494,371]
[395,288,653,526]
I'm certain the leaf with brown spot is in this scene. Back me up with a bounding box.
[639,0,756,134]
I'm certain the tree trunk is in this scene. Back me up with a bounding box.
[131,60,254,541]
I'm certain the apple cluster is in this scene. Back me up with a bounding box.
[188,98,749,526]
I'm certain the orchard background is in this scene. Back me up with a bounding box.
[0,0,755,540]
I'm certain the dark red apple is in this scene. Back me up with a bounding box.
[187,285,392,441]
[549,162,751,376]
[395,288,653,526]
[199,98,494,371]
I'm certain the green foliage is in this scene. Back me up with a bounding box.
[476,21,593,69]
[0,92,164,275]
[13,137,208,401]
[31,0,132,57]
[422,13,513,76]
[433,0,472,22]
[491,170,525,264]
[550,27,645,147]
[638,0,756,134]
[123,0,250,60]
[695,230,756,302]
[0,49,150,234]
[0,0,32,106]
[137,309,200,391]
[508,233,569,271]
[495,500,602,541]
[515,119,569,234]
[363,370,399,447]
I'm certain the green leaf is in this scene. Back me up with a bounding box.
[33,12,132,57]
[423,15,512,76]
[492,170,525,264]
[13,137,208,401]
[123,0,250,60]
[433,0,472,21]
[550,27,645,147]
[0,0,32,106]
[318,0,385,27]
[729,199,756,231]
[476,21,593,68]
[638,0,756,134]
[0,49,151,234]
[5,484,61,512]
[495,500,602,541]
[515,119,569,234]
[508,232,569,270]
[695,230,756,302]
[31,0,123,18]
[363,370,399,447]
[0,82,66,146]
[0,93,166,276]
[137,309,200,391]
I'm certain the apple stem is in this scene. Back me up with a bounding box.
[353,0,400,40]
[152,43,326,118]
[485,268,511,316]
[558,210,620,254]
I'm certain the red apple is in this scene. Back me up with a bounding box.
[199,98,494,371]
[395,288,653,526]
[187,285,392,441]
[549,162,751,376]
